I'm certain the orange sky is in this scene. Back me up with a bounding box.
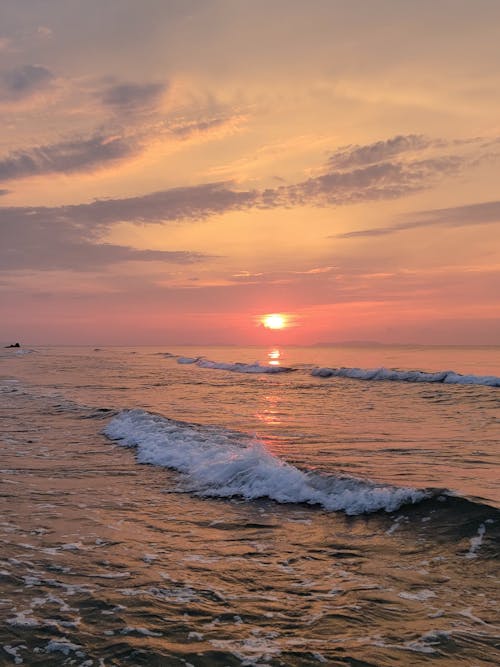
[1,0,499,345]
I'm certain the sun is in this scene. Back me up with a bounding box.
[262,313,287,330]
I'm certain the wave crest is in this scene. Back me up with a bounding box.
[170,353,499,386]
[104,409,430,515]
[312,366,500,386]
[176,356,294,373]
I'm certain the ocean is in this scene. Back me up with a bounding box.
[0,344,499,666]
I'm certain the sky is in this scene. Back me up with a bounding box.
[1,0,500,346]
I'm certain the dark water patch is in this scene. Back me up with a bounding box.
[205,521,279,531]
[400,494,499,534]
[381,496,499,571]
[79,407,118,419]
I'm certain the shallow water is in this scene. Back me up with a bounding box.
[0,345,499,665]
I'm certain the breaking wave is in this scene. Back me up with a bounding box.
[177,357,295,373]
[311,366,500,386]
[104,409,431,515]
[170,352,499,385]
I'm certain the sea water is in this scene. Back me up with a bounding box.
[0,345,499,665]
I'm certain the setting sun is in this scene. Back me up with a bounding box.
[262,313,287,330]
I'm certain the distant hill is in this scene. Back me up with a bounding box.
[312,340,388,347]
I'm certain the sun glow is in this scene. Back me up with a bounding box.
[262,313,287,330]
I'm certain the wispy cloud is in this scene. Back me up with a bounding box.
[0,202,209,272]
[0,133,139,182]
[1,185,220,272]
[227,265,337,286]
[0,108,245,185]
[167,115,239,140]
[327,135,435,169]
[404,200,500,227]
[0,136,476,228]
[336,200,500,238]
[99,81,168,113]
[0,239,206,272]
[284,155,462,206]
[0,182,241,272]
[0,182,259,231]
[0,64,54,100]
[1,134,494,279]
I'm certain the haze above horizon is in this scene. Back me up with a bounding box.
[1,1,499,345]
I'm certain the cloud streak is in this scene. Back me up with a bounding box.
[0,133,139,182]
[336,200,500,238]
[0,240,206,272]
[0,136,475,230]
[0,111,244,185]
[0,182,259,231]
[283,156,461,206]
[0,202,208,272]
[0,134,492,275]
[167,116,237,139]
[327,135,435,170]
[0,188,214,272]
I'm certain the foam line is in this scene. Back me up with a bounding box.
[312,366,500,386]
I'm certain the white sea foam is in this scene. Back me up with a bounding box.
[172,352,499,384]
[311,366,500,386]
[120,626,163,637]
[465,523,487,559]
[176,356,294,373]
[399,589,436,601]
[104,410,429,515]
[197,359,294,373]
[177,356,200,364]
[7,612,41,628]
[3,645,24,664]
[45,639,83,656]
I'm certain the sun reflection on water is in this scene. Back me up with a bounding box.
[268,348,281,366]
[255,394,282,426]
